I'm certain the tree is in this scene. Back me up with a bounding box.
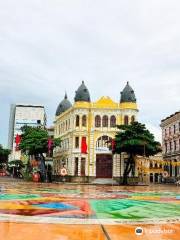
[114,121,161,185]
[7,160,24,178]
[19,126,61,181]
[0,145,10,167]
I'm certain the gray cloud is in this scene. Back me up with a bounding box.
[0,0,180,146]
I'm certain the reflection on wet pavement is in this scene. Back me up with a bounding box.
[0,179,180,239]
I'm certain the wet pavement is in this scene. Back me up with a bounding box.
[0,178,180,239]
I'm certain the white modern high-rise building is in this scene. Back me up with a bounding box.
[8,104,46,160]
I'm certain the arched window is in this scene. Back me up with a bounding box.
[82,115,87,127]
[95,115,101,127]
[110,115,116,127]
[124,115,129,125]
[76,115,80,127]
[131,115,135,123]
[96,135,112,149]
[102,115,108,127]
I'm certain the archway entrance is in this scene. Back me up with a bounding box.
[154,173,159,183]
[96,154,112,178]
[95,135,113,178]
[150,173,153,183]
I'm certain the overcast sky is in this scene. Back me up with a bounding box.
[0,0,180,147]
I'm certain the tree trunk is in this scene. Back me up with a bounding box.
[122,153,134,185]
[26,155,31,176]
[39,153,46,182]
[122,158,130,185]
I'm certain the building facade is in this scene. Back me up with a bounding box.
[8,104,46,161]
[136,154,164,184]
[45,126,55,167]
[53,81,138,182]
[160,111,180,178]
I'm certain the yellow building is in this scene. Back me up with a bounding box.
[53,81,138,182]
[136,154,165,184]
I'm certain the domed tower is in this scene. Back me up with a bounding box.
[74,81,91,102]
[56,93,72,116]
[120,81,136,103]
[120,82,138,124]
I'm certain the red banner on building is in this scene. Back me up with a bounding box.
[81,137,87,154]
[47,138,53,153]
[15,134,21,151]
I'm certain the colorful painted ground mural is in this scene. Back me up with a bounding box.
[0,180,179,225]
[0,179,180,239]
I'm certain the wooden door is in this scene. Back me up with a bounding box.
[96,154,112,178]
[75,158,78,176]
[81,158,86,176]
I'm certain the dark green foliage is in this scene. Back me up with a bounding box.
[114,122,161,185]
[19,126,61,182]
[53,138,61,148]
[0,145,10,164]
[114,122,161,156]
[19,126,61,155]
[19,126,49,155]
